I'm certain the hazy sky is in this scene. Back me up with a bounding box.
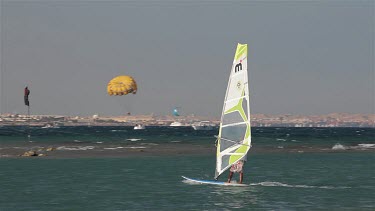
[0,0,374,117]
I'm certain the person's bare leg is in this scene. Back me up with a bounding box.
[239,172,243,184]
[227,172,234,183]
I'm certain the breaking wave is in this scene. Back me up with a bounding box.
[57,146,94,151]
[332,143,375,150]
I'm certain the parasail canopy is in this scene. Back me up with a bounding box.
[173,107,180,116]
[107,75,137,96]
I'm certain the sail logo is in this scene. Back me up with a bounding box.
[236,81,242,90]
[234,63,242,73]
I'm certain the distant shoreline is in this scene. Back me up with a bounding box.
[0,124,374,128]
[1,112,374,128]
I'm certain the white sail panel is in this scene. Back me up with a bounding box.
[215,43,251,179]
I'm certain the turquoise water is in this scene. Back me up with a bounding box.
[0,127,374,210]
[1,153,374,210]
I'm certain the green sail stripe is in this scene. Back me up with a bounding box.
[229,123,250,164]
[223,90,247,122]
[235,44,247,61]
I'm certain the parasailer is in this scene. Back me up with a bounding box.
[107,75,137,96]
[24,86,30,106]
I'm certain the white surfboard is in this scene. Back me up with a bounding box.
[182,176,248,187]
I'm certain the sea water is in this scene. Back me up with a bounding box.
[0,127,374,210]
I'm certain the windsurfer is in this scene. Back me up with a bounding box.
[227,160,245,184]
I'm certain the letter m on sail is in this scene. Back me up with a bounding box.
[235,63,242,73]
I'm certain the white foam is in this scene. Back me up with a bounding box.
[250,181,348,189]
[124,146,146,149]
[126,138,141,142]
[182,179,200,185]
[104,147,125,150]
[332,143,347,150]
[111,130,126,132]
[332,143,375,150]
[357,144,375,149]
[57,146,94,151]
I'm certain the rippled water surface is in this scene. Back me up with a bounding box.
[0,127,374,210]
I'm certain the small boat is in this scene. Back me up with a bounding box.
[41,124,53,129]
[170,121,183,127]
[192,121,216,130]
[134,124,146,130]
[42,122,62,129]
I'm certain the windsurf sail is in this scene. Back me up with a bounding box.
[215,43,251,180]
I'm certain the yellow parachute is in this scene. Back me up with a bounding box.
[107,75,137,96]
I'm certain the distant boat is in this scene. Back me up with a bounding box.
[192,121,216,130]
[41,124,53,129]
[134,124,146,130]
[170,121,183,127]
[42,122,61,129]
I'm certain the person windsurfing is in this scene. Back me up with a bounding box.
[227,159,245,184]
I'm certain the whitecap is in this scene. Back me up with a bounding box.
[332,143,347,150]
[357,144,375,149]
[250,181,348,189]
[103,146,126,150]
[57,146,94,151]
[124,146,147,149]
[126,138,141,142]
